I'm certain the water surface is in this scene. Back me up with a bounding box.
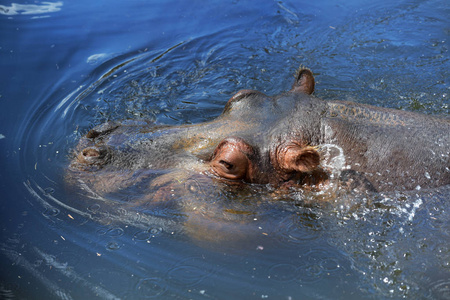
[0,0,449,299]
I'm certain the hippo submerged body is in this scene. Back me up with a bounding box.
[70,68,449,198]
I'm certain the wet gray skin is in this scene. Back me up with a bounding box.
[69,67,450,196]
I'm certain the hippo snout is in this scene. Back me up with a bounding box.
[77,145,110,166]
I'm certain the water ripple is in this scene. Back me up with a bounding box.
[135,278,167,298]
[166,256,217,287]
[268,263,298,282]
[428,279,450,300]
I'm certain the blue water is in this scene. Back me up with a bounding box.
[1,0,449,299]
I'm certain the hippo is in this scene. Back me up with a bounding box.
[69,67,449,200]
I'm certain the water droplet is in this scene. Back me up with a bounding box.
[43,187,55,195]
[106,241,121,251]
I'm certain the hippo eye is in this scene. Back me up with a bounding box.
[210,137,254,181]
[77,146,110,166]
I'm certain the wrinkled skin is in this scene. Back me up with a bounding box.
[69,67,450,200]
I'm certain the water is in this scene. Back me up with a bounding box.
[1,0,449,299]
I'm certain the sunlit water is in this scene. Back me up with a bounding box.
[1,0,449,299]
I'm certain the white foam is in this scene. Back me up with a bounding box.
[319,143,346,173]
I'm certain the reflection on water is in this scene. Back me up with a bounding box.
[0,2,63,16]
[16,167,450,299]
[1,0,449,299]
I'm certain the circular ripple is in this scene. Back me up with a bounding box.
[127,212,143,223]
[294,248,342,283]
[268,263,298,282]
[184,178,205,196]
[97,227,124,237]
[168,266,207,286]
[106,227,124,237]
[148,227,162,236]
[106,241,122,251]
[43,207,60,217]
[296,263,323,283]
[87,204,101,212]
[135,278,167,298]
[429,279,450,299]
[133,230,151,241]
[319,258,340,272]
[167,257,216,287]
[116,208,128,215]
[133,227,163,241]
[33,259,44,268]
[275,214,323,245]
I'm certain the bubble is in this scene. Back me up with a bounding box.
[33,259,44,267]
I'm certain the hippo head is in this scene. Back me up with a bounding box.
[207,68,325,187]
[69,68,330,201]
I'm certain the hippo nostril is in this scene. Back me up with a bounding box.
[219,160,233,170]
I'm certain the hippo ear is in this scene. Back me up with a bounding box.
[275,143,320,173]
[291,67,315,95]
